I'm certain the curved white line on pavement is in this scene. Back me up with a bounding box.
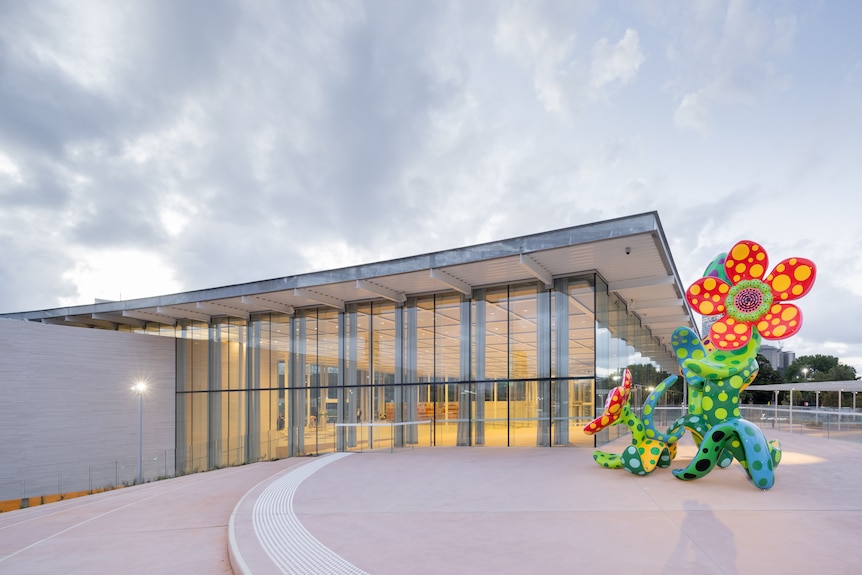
[249,452,368,575]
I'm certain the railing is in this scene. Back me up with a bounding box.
[334,420,434,452]
[0,449,176,509]
[637,404,862,444]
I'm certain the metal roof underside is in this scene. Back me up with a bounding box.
[1,212,698,355]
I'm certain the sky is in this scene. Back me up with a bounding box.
[1,0,860,374]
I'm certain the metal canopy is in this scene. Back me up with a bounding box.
[747,381,862,393]
[0,211,699,354]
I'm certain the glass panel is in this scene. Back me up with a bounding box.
[189,391,208,473]
[318,308,340,448]
[373,303,396,420]
[433,294,461,447]
[415,296,435,442]
[594,276,612,447]
[483,287,510,446]
[509,284,538,446]
[553,276,596,446]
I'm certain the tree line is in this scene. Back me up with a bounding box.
[744,354,859,406]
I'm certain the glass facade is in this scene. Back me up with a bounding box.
[175,274,675,474]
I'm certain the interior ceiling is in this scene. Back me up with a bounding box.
[5,223,698,354]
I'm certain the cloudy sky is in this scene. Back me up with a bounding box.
[1,1,860,372]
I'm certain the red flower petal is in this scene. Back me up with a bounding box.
[756,303,803,341]
[709,317,754,350]
[724,240,769,284]
[766,258,816,302]
[686,276,731,316]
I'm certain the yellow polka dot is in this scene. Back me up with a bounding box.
[781,307,798,321]
[795,265,812,281]
[773,325,787,337]
[718,391,728,402]
[756,252,766,261]
[726,333,737,341]
[690,284,701,295]
[702,397,714,411]
[757,320,769,331]
[703,277,716,290]
[700,301,715,314]
[750,264,764,278]
[713,322,727,333]
[729,375,744,389]
[775,263,785,273]
[731,244,751,260]
[735,263,746,274]
[792,285,803,296]
[715,408,728,419]
[719,283,729,293]
[772,274,791,292]
[601,415,609,426]
[734,323,748,334]
[609,404,620,413]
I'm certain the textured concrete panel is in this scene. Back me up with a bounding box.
[0,319,175,499]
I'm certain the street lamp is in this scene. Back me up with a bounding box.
[132,380,147,484]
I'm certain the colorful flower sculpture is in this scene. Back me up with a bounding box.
[588,239,816,490]
[686,240,816,350]
[584,369,682,476]
[666,327,782,489]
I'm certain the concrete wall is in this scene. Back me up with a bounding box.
[0,319,175,500]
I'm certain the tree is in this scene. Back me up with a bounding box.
[785,355,858,382]
[826,364,858,381]
[626,363,667,386]
[743,354,784,404]
[784,354,858,407]
[625,363,678,405]
[785,355,837,381]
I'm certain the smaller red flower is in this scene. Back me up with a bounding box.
[686,240,816,350]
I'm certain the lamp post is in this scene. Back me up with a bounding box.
[132,380,147,484]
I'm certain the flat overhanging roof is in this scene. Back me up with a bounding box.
[0,211,698,356]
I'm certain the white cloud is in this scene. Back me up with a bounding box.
[674,89,712,133]
[0,151,23,184]
[7,1,143,99]
[59,247,182,305]
[589,29,645,90]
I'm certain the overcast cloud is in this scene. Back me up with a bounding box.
[1,0,860,372]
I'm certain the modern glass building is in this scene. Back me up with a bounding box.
[1,212,697,477]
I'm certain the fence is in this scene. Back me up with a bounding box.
[641,404,862,444]
[0,449,176,507]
